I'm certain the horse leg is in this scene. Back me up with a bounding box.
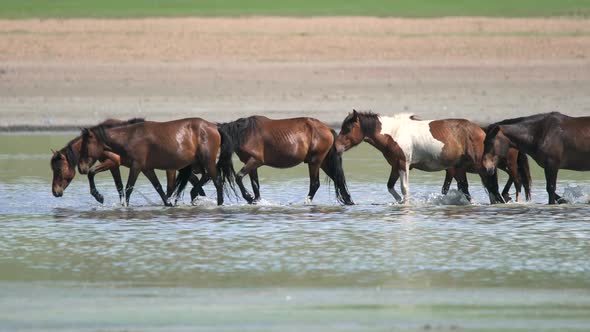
[442,168,454,195]
[479,169,504,204]
[109,167,125,206]
[250,169,261,202]
[142,169,173,206]
[87,171,103,204]
[165,170,176,197]
[124,167,141,207]
[86,159,117,203]
[544,166,566,204]
[236,158,262,204]
[387,166,403,203]
[453,168,472,202]
[190,174,209,202]
[305,162,321,205]
[399,165,410,204]
[502,177,514,203]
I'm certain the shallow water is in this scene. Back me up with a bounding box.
[1,133,590,331]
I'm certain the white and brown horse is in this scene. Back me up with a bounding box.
[335,110,505,204]
[483,112,590,204]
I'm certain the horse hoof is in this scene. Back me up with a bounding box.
[557,198,569,204]
[95,194,104,204]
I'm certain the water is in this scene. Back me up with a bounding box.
[1,133,590,331]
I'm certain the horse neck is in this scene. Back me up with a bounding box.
[98,126,131,154]
[500,123,536,152]
[363,116,393,152]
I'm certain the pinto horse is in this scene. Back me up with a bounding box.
[335,110,504,204]
[78,118,234,206]
[442,136,532,203]
[483,112,590,204]
[218,116,354,205]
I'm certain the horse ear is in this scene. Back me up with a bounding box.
[51,148,57,154]
[352,109,359,120]
[487,125,500,137]
[80,127,89,137]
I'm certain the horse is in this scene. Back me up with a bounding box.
[78,118,235,206]
[50,119,208,205]
[217,116,354,205]
[335,110,505,204]
[483,112,590,204]
[442,136,532,203]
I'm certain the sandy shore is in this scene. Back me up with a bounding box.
[1,17,589,130]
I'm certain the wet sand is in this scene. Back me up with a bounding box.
[0,17,589,129]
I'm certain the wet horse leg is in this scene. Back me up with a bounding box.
[478,169,504,204]
[399,165,410,203]
[165,170,176,197]
[236,158,262,204]
[501,176,514,202]
[123,167,141,207]
[142,169,173,206]
[190,173,209,202]
[453,168,472,202]
[110,167,125,206]
[250,169,261,202]
[544,166,567,204]
[305,162,321,204]
[387,166,403,203]
[442,168,454,195]
[87,159,119,204]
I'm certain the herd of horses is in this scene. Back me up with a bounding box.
[50,111,590,206]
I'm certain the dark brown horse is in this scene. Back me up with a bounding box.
[443,137,532,203]
[218,116,354,205]
[78,118,234,206]
[335,110,505,204]
[483,112,590,204]
[51,119,208,204]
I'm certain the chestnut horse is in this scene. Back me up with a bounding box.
[335,110,504,204]
[217,116,354,205]
[483,112,590,204]
[442,131,532,202]
[78,118,234,206]
[51,119,207,204]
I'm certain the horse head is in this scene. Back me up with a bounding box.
[482,125,512,175]
[50,148,76,197]
[78,127,105,174]
[335,110,369,153]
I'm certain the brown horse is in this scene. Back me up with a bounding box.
[50,119,207,204]
[335,110,505,204]
[442,137,532,203]
[78,118,234,206]
[217,116,354,205]
[483,112,590,204]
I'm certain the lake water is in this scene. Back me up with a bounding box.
[1,133,589,331]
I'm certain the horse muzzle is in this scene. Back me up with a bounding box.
[52,188,63,197]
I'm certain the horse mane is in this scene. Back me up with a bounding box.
[52,136,81,169]
[87,118,145,143]
[342,111,380,135]
[493,112,562,127]
[217,116,259,151]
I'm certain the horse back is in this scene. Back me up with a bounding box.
[428,118,485,167]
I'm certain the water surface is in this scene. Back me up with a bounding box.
[1,133,589,331]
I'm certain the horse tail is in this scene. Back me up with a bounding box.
[517,151,532,201]
[170,165,193,201]
[323,129,354,205]
[217,126,237,196]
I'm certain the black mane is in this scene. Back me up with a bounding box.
[492,112,562,127]
[217,116,259,151]
[341,111,380,135]
[87,118,145,143]
[52,136,81,169]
